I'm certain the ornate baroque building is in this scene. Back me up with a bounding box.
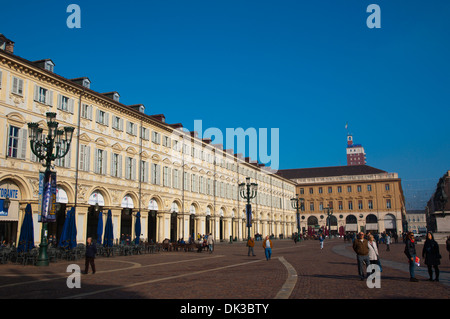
[0,35,297,245]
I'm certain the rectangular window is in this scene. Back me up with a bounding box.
[151,163,161,185]
[162,136,171,147]
[11,76,24,96]
[111,153,122,178]
[368,200,373,210]
[125,157,136,180]
[95,149,107,175]
[96,109,109,126]
[309,188,313,194]
[126,121,137,136]
[112,116,123,131]
[81,104,93,120]
[57,94,74,113]
[318,187,323,194]
[386,199,391,209]
[34,85,53,106]
[299,188,304,195]
[310,202,314,211]
[367,185,372,192]
[358,200,363,210]
[7,126,20,158]
[338,201,343,210]
[152,131,161,144]
[337,186,342,193]
[357,185,362,192]
[328,187,332,193]
[78,145,90,171]
[385,184,390,191]
[348,201,353,210]
[347,186,352,193]
[173,169,179,189]
[163,166,171,187]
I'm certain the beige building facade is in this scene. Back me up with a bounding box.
[0,36,297,246]
[278,165,406,235]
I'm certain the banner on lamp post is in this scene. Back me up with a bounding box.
[38,171,57,223]
[246,204,252,228]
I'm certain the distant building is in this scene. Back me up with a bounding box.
[346,134,366,166]
[277,165,406,235]
[405,210,427,234]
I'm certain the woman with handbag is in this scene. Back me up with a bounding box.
[422,232,441,282]
[368,234,381,273]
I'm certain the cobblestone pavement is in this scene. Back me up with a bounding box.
[0,239,449,300]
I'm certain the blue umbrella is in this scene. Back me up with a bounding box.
[96,210,103,245]
[103,209,114,248]
[59,207,77,250]
[134,211,141,245]
[58,208,69,249]
[17,204,34,252]
[67,207,77,250]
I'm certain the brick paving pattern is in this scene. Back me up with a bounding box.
[0,238,448,299]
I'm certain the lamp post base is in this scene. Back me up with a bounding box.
[36,222,49,267]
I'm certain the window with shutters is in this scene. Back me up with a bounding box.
[163,166,171,187]
[94,149,107,175]
[112,115,123,131]
[11,76,24,96]
[152,131,161,144]
[55,142,71,168]
[81,104,93,120]
[78,144,90,172]
[125,157,136,180]
[140,160,148,183]
[126,121,137,136]
[111,153,122,178]
[0,70,3,89]
[151,163,161,185]
[7,125,27,159]
[96,109,109,126]
[173,169,179,189]
[34,85,53,106]
[57,94,74,113]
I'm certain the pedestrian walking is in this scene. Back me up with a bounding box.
[319,234,324,250]
[262,236,273,261]
[247,237,256,256]
[368,234,381,273]
[422,232,441,282]
[207,233,214,253]
[84,237,97,275]
[353,231,370,280]
[404,232,418,282]
[386,233,391,251]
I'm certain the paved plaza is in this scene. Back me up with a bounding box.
[0,238,449,301]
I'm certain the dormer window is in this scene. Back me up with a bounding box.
[113,92,119,102]
[44,60,54,72]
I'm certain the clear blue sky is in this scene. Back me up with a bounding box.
[2,0,449,209]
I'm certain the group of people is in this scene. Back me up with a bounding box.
[353,231,449,282]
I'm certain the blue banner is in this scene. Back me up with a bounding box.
[246,204,252,228]
[39,171,57,223]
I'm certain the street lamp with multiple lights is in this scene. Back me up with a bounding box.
[290,194,304,241]
[27,112,74,266]
[238,177,258,241]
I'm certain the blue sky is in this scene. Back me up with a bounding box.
[2,0,449,209]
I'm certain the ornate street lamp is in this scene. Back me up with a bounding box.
[324,206,333,238]
[239,177,257,241]
[28,112,75,266]
[291,194,304,241]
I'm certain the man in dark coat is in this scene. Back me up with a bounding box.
[422,232,441,282]
[404,232,418,282]
[84,237,97,274]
